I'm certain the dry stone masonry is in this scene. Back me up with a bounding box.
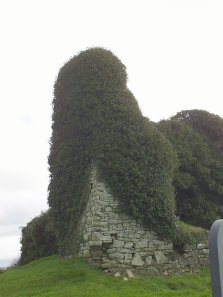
[78,169,209,275]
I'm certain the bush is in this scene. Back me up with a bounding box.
[174,221,208,251]
[48,48,178,254]
[20,210,58,265]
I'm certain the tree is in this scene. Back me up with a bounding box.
[158,116,223,228]
[172,109,223,151]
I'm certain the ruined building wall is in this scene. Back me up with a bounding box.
[78,169,209,275]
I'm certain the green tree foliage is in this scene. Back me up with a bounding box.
[20,210,58,265]
[158,115,223,228]
[172,109,223,151]
[48,48,178,254]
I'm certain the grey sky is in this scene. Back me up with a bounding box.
[0,0,223,267]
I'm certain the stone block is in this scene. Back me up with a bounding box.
[101,262,110,269]
[153,240,165,245]
[119,248,131,253]
[108,230,117,235]
[154,251,169,264]
[132,253,144,266]
[137,230,145,235]
[124,242,133,248]
[138,252,147,257]
[113,240,125,248]
[91,206,100,212]
[109,253,124,260]
[92,232,101,241]
[83,233,90,241]
[123,259,131,265]
[160,243,173,250]
[199,258,209,266]
[145,256,153,265]
[197,243,208,250]
[124,254,132,261]
[135,241,148,249]
[93,222,108,228]
[101,235,112,242]
[183,253,189,259]
[107,248,117,254]
[133,233,141,239]
[148,243,155,250]
[109,260,118,268]
[82,249,90,257]
[126,269,135,279]
[89,241,102,247]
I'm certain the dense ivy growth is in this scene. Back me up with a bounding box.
[20,210,57,265]
[48,48,178,254]
[158,112,223,229]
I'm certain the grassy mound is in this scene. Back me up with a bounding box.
[0,256,211,297]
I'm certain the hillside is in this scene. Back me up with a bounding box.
[0,255,211,297]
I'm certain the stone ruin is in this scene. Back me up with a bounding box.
[78,168,209,276]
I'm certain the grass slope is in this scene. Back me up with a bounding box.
[0,255,211,297]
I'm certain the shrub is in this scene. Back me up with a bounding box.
[20,210,58,265]
[174,221,208,251]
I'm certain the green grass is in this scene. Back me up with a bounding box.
[0,255,211,297]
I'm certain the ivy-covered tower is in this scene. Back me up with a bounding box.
[48,48,177,255]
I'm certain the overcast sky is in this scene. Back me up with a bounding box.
[0,0,223,267]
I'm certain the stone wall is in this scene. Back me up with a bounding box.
[78,169,209,275]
